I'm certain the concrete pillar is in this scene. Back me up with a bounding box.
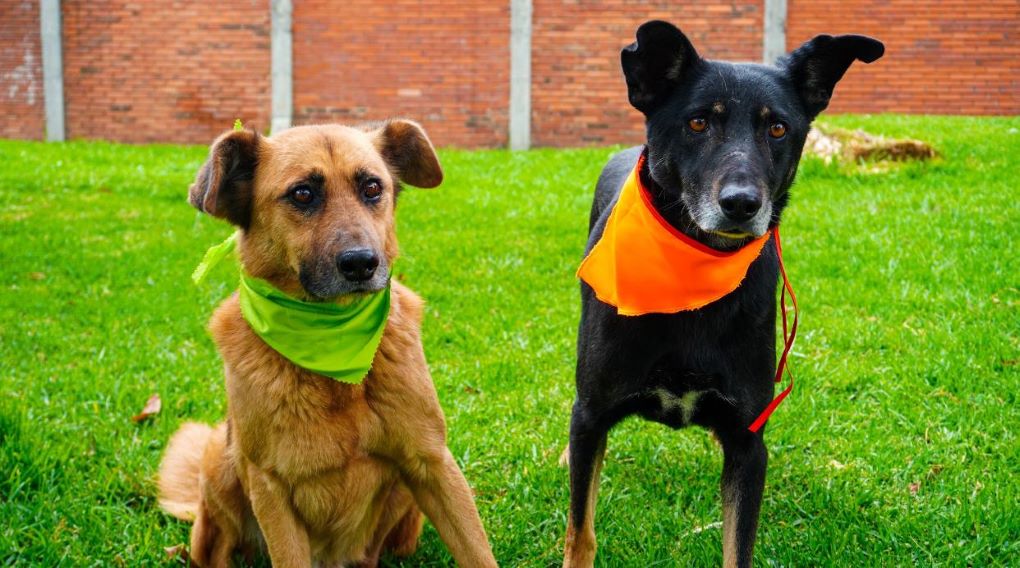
[509,0,532,150]
[271,0,293,133]
[39,0,65,141]
[763,0,788,65]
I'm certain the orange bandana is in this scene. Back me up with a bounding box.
[578,153,770,316]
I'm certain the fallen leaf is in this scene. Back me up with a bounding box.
[132,393,162,423]
[29,272,46,280]
[164,544,189,563]
[829,459,846,470]
[909,482,920,495]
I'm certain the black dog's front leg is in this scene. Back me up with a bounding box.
[563,402,610,568]
[717,427,768,568]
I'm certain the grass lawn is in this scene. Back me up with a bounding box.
[1,115,1017,566]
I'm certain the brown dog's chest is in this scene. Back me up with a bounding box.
[222,344,405,522]
[208,288,432,556]
[222,353,379,471]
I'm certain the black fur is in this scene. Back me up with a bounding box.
[565,21,883,567]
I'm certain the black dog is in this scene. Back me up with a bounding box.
[563,21,883,567]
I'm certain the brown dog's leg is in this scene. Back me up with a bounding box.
[187,424,244,568]
[562,405,609,568]
[404,448,497,567]
[207,527,239,568]
[356,486,421,567]
[246,463,311,568]
[384,503,424,557]
[189,504,217,567]
[718,429,768,568]
[190,504,241,568]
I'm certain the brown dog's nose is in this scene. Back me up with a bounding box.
[718,185,762,223]
[337,249,379,282]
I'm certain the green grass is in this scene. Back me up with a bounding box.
[1,115,1017,566]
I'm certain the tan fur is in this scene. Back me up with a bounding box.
[562,441,605,568]
[158,123,496,567]
[722,493,739,568]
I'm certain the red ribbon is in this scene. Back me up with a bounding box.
[748,226,799,433]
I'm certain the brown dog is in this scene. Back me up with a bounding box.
[158,121,497,567]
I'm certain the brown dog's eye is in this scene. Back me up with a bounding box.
[291,186,314,205]
[769,122,788,139]
[362,180,383,201]
[688,117,708,133]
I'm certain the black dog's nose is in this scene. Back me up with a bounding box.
[337,249,379,282]
[718,185,762,223]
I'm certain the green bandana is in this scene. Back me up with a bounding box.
[193,233,391,384]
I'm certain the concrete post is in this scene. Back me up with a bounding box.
[763,0,788,65]
[271,0,293,133]
[509,0,532,150]
[39,0,65,141]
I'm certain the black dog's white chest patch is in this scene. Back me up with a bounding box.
[639,388,705,428]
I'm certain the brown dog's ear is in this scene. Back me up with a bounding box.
[783,34,885,118]
[188,129,260,228]
[373,120,443,189]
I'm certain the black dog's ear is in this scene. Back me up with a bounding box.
[373,119,443,188]
[188,129,260,228]
[783,34,884,118]
[621,20,700,114]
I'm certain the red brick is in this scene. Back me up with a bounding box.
[787,0,1018,115]
[292,0,510,148]
[61,0,270,144]
[530,1,764,147]
[2,1,1017,146]
[0,0,44,139]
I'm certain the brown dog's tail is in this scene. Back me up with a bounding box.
[158,422,213,521]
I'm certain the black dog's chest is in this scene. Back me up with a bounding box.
[600,288,779,431]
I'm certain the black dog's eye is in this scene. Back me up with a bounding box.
[688,117,708,133]
[769,122,788,139]
[362,179,383,201]
[289,184,315,206]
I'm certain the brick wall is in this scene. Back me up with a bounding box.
[61,0,270,144]
[2,1,1018,146]
[0,0,44,139]
[531,1,762,147]
[292,0,509,148]
[788,0,1019,115]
